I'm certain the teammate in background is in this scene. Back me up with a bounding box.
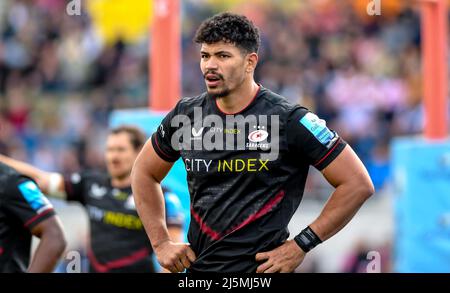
[0,162,66,273]
[0,126,185,273]
[131,13,374,273]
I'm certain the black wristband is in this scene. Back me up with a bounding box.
[294,226,322,253]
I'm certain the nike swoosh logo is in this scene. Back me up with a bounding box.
[192,127,204,137]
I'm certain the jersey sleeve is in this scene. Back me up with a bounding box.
[64,172,86,204]
[164,191,185,227]
[4,177,56,230]
[286,107,347,171]
[151,102,182,162]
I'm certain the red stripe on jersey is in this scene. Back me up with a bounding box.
[153,135,177,161]
[191,189,285,241]
[226,190,285,235]
[88,247,150,273]
[23,208,54,228]
[190,207,221,241]
[313,138,341,167]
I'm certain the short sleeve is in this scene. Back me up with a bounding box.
[4,177,55,230]
[151,103,182,162]
[287,107,347,170]
[164,191,184,227]
[64,172,86,204]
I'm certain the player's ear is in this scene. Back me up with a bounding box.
[246,52,258,73]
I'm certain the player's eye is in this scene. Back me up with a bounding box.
[219,54,230,59]
[201,54,209,59]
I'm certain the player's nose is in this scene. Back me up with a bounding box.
[204,58,219,70]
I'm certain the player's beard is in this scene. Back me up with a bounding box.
[208,87,230,99]
[204,71,229,98]
[111,172,131,184]
[107,166,130,181]
[205,68,245,99]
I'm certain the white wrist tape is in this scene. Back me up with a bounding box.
[48,173,65,198]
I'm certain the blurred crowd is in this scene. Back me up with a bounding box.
[0,0,430,193]
[0,0,149,176]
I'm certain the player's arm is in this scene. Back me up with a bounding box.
[0,154,66,199]
[155,189,186,273]
[256,146,373,273]
[157,226,184,273]
[289,109,374,246]
[257,109,374,273]
[131,140,196,273]
[131,140,174,253]
[28,216,67,273]
[308,145,374,242]
[5,177,67,273]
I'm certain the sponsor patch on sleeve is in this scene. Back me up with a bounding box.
[300,112,336,146]
[18,180,53,213]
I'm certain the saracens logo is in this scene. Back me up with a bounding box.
[247,125,270,150]
[248,127,269,143]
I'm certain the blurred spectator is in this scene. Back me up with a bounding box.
[0,0,430,196]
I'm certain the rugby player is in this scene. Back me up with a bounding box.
[0,162,66,273]
[0,126,184,273]
[131,13,374,273]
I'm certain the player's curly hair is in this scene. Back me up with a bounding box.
[194,12,260,54]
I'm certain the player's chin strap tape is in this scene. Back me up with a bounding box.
[294,226,322,253]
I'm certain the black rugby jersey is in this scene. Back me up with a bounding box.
[152,85,346,272]
[65,171,184,273]
[0,162,56,273]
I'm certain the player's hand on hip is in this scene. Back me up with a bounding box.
[255,240,305,273]
[154,240,197,273]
